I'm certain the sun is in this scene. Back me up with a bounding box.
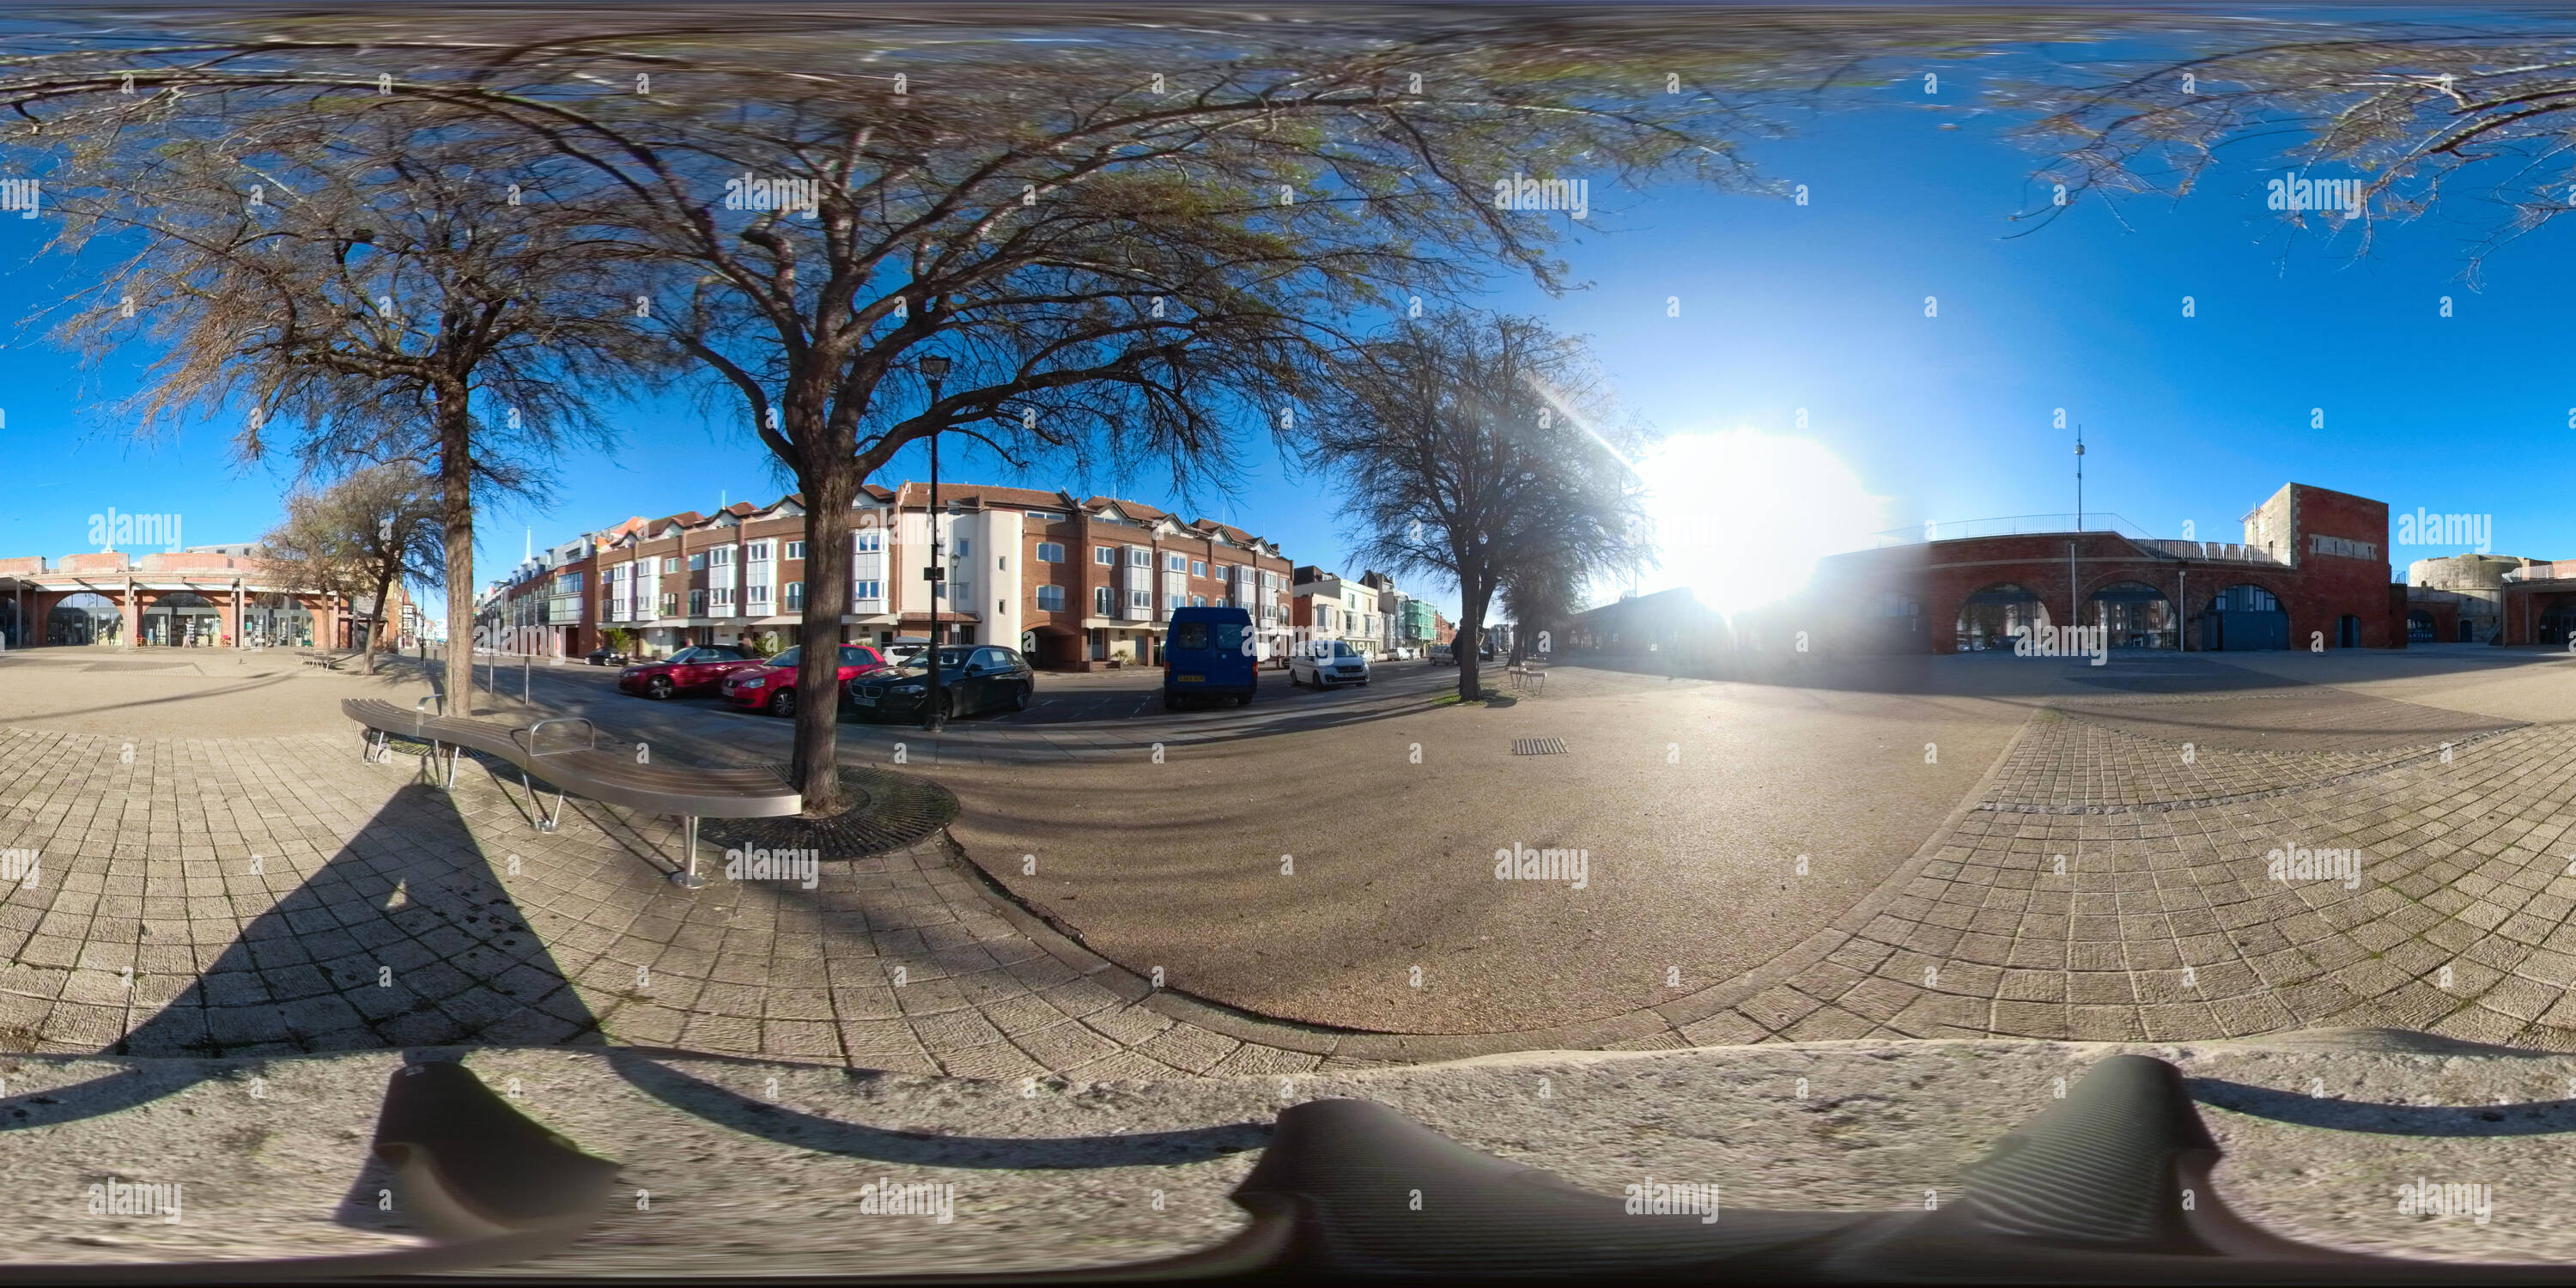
[1638,430,1885,617]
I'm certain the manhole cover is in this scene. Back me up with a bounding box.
[1513,738,1568,756]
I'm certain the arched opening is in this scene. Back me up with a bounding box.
[47,592,121,646]
[2087,581,2177,651]
[2406,610,2435,643]
[1955,583,2049,653]
[143,591,219,647]
[2538,595,2576,647]
[2203,584,2287,651]
[243,592,316,649]
[0,597,16,650]
[2337,614,2361,649]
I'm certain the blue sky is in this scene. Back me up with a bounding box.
[0,39,2561,621]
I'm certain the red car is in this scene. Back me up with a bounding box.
[720,644,891,716]
[617,644,762,699]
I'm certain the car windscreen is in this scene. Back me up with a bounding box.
[768,647,799,666]
[1333,640,1359,658]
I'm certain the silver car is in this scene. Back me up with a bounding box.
[1290,638,1371,688]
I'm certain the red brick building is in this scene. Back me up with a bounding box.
[479,483,1298,671]
[1795,483,2404,653]
[0,549,383,650]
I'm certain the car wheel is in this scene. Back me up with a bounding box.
[769,688,796,718]
[939,692,957,722]
[1235,693,1250,707]
[1011,683,1030,712]
[647,676,673,700]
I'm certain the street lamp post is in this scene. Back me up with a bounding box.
[917,355,951,732]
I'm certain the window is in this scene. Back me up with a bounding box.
[1025,510,1064,524]
[554,571,584,594]
[662,556,680,574]
[785,540,805,560]
[1129,589,1150,610]
[1036,585,1067,611]
[1191,595,1206,608]
[1128,547,1151,567]
[710,546,732,567]
[1094,546,1115,565]
[1166,594,1184,613]
[1094,586,1114,615]
[1191,560,1207,577]
[712,586,733,607]
[1036,542,1066,563]
[854,580,884,600]
[660,592,677,617]
[746,541,770,562]
[748,584,770,606]
[688,589,707,615]
[785,581,803,609]
[998,556,1008,572]
[1175,622,1211,650]
[954,537,972,558]
[1166,552,1187,572]
[689,553,708,571]
[855,529,882,553]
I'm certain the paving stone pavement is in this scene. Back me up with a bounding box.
[1676,684,2576,1054]
[0,727,1335,1078]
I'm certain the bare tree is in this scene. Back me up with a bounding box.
[1995,20,2576,274]
[1310,312,1651,701]
[0,9,2064,802]
[263,463,444,674]
[21,100,667,710]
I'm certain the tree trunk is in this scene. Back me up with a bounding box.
[436,395,476,715]
[1455,567,1494,702]
[364,560,396,677]
[792,460,860,814]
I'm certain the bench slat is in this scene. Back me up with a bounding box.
[342,698,800,819]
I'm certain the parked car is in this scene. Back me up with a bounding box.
[721,643,891,716]
[584,645,629,666]
[880,635,933,669]
[1429,643,1455,665]
[617,644,762,699]
[1162,605,1258,708]
[848,645,1035,721]
[1290,638,1371,688]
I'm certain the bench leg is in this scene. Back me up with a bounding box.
[669,816,707,889]
[446,744,460,789]
[519,769,566,833]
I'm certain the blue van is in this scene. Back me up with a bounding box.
[1162,605,1258,708]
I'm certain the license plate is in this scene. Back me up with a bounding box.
[1177,674,1205,683]
[850,695,877,707]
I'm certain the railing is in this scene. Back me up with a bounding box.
[2504,562,2573,583]
[2129,538,2291,566]
[1874,513,2155,546]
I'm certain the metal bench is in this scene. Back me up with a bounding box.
[342,698,802,888]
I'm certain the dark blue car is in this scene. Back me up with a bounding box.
[1162,606,1258,708]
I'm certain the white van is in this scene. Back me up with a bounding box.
[1290,638,1371,688]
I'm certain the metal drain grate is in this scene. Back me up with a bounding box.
[1512,738,1568,756]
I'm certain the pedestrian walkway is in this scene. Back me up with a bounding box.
[0,726,1335,1077]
